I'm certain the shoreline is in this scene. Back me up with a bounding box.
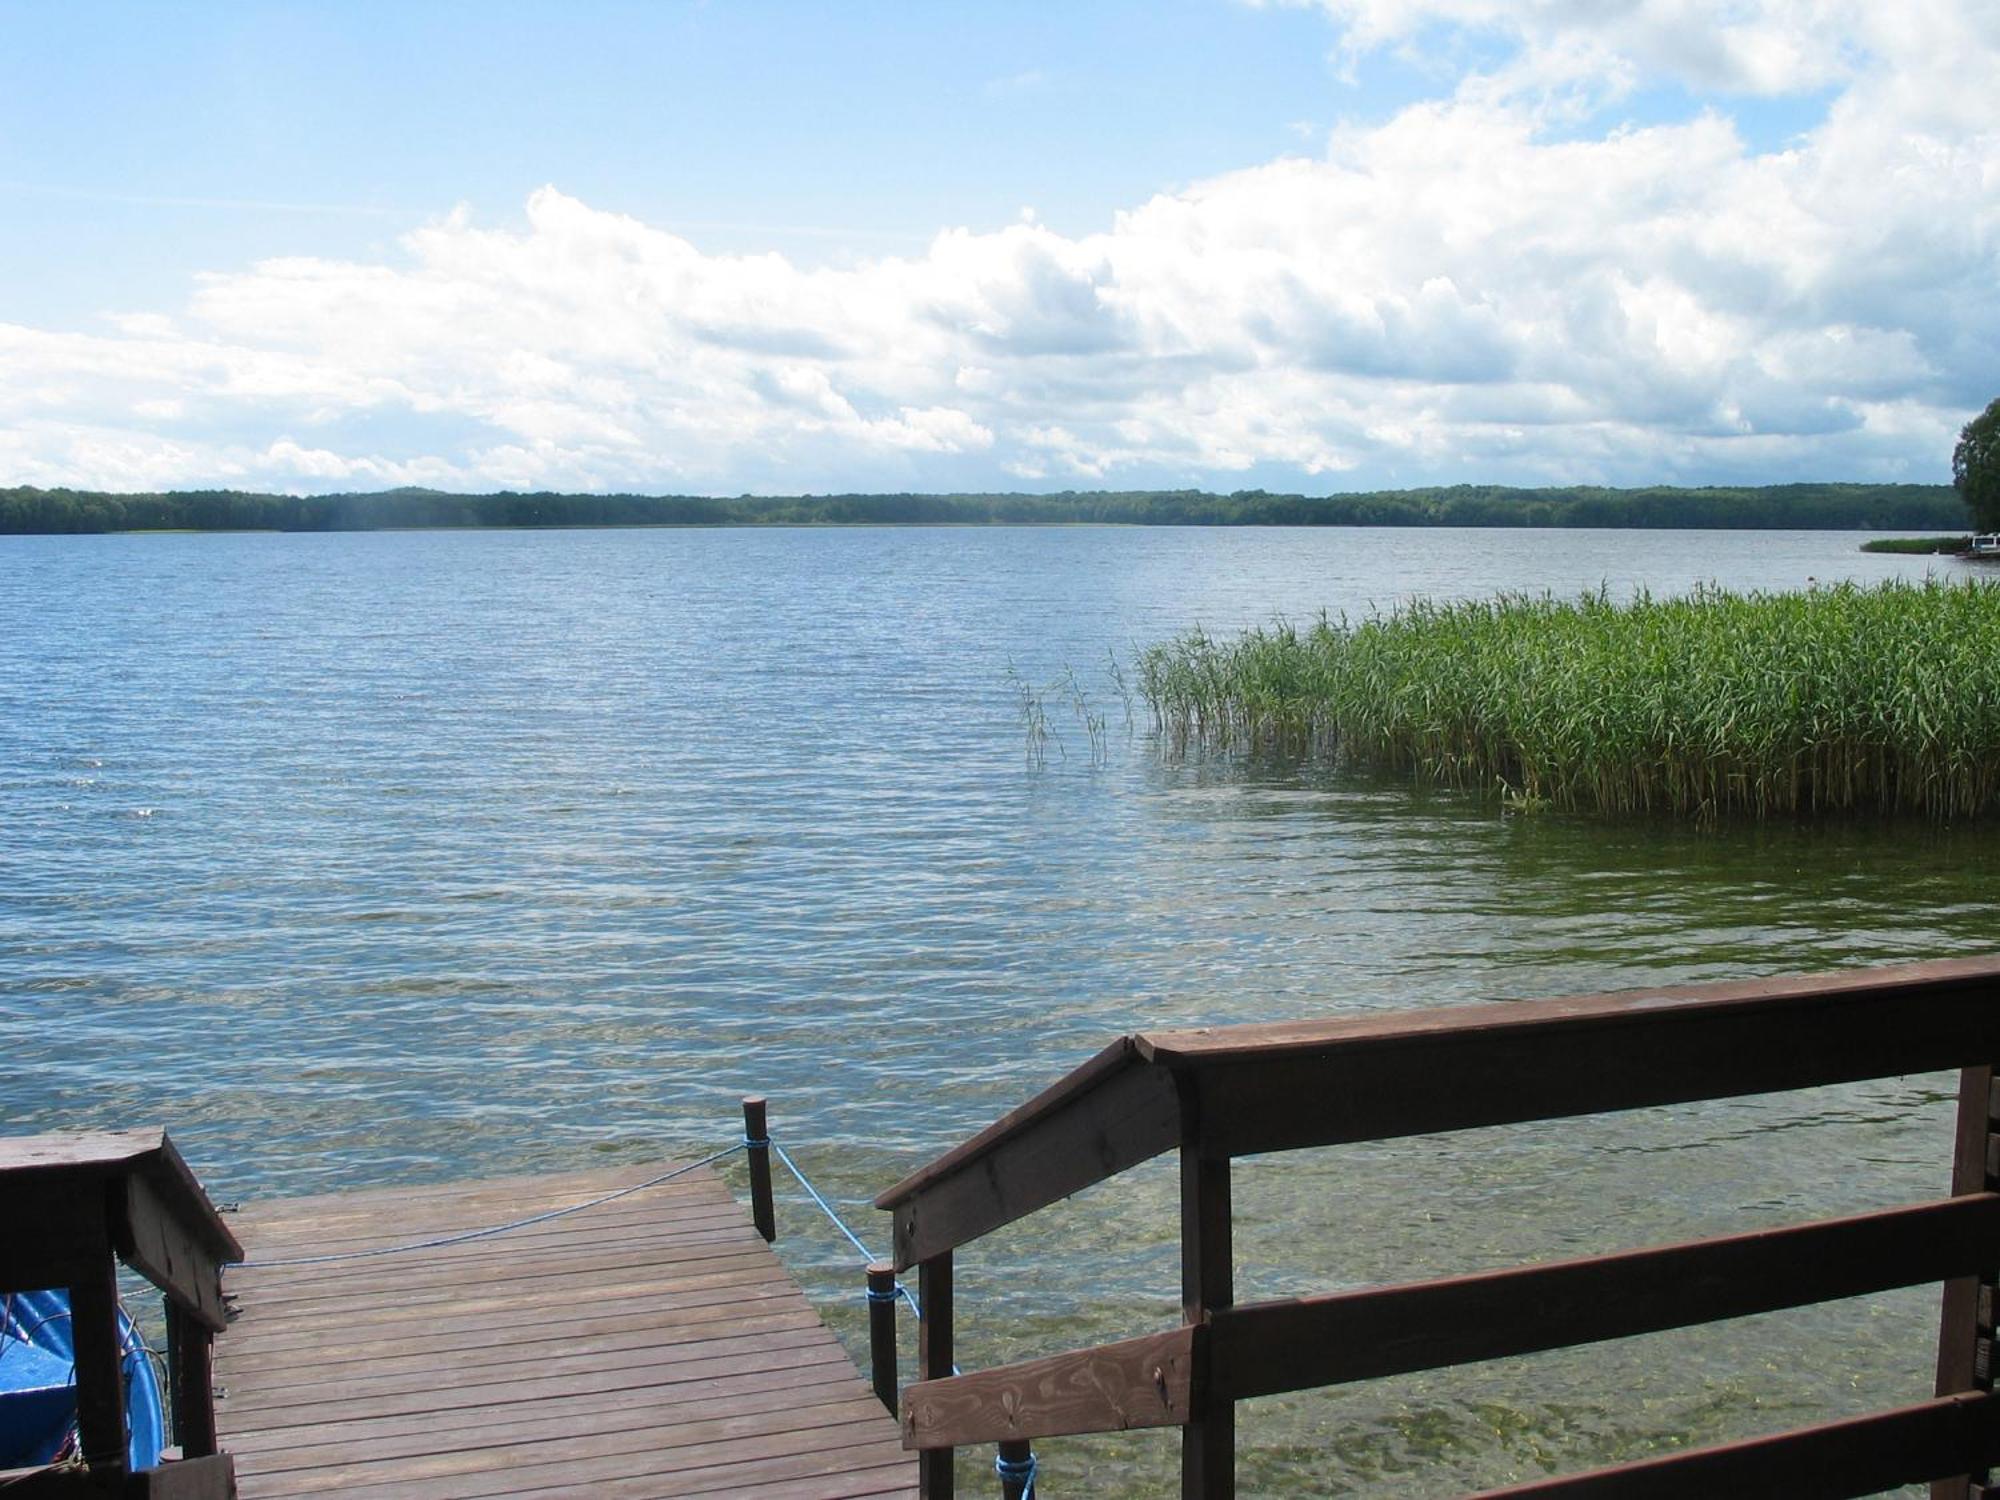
[0,480,1965,536]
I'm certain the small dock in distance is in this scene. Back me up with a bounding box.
[215,1146,914,1498]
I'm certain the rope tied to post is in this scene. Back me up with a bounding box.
[769,1138,956,1371]
[995,1448,1039,1497]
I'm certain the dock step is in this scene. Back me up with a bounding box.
[216,1159,915,1499]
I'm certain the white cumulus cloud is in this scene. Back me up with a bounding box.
[2,1,1995,494]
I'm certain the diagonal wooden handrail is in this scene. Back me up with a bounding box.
[877,956,2000,1268]
[876,956,2000,1498]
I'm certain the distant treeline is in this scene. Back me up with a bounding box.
[0,481,1965,535]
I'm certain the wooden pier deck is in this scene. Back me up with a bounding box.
[214,1157,916,1499]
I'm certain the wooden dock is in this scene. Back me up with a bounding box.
[214,1156,916,1499]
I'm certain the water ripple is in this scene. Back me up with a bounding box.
[0,525,1978,1496]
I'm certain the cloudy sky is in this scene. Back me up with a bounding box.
[2,0,1994,495]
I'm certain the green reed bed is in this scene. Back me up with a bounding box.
[1138,579,2000,818]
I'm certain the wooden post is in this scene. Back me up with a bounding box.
[1181,1079,1234,1500]
[919,1250,955,1499]
[867,1261,900,1415]
[1934,1065,1999,1500]
[166,1300,219,1457]
[69,1256,129,1477]
[742,1095,776,1243]
[996,1439,1036,1498]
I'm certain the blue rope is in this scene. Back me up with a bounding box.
[768,1139,961,1375]
[232,1142,749,1268]
[771,1140,878,1264]
[996,1449,1039,1496]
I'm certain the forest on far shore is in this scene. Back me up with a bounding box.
[0,481,1965,535]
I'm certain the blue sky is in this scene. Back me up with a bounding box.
[2,1,1993,495]
[2,3,1432,314]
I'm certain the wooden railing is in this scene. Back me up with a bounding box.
[874,956,2000,1498]
[0,1128,242,1498]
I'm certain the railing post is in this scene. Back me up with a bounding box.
[166,1301,219,1457]
[1933,1064,1998,1500]
[69,1255,129,1478]
[867,1261,900,1415]
[742,1095,776,1243]
[919,1250,955,1499]
[1180,1083,1234,1499]
[996,1438,1036,1498]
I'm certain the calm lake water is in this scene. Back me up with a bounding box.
[2,525,1991,1494]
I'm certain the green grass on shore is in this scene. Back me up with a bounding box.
[1138,579,2000,819]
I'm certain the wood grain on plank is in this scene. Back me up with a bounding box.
[216,1158,911,1498]
[900,1325,1195,1449]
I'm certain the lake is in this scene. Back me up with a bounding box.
[1,524,1989,1494]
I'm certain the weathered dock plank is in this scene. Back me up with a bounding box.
[216,1159,914,1499]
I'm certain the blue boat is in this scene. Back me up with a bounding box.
[0,1288,166,1472]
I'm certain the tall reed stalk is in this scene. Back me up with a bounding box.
[1138,579,2000,819]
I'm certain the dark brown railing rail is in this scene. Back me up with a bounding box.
[0,1128,241,1498]
[874,956,2000,1499]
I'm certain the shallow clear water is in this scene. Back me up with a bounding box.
[1,525,1988,1493]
